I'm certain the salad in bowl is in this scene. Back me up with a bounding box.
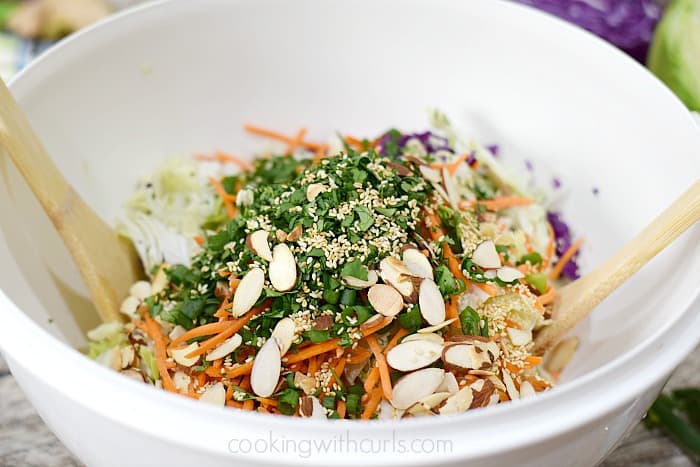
[88,113,582,420]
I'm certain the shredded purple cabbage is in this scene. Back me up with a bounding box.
[547,211,581,280]
[377,130,454,159]
[514,0,663,62]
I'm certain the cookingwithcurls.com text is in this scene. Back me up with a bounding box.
[228,430,453,459]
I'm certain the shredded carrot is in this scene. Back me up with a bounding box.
[363,366,380,393]
[343,135,365,151]
[346,347,372,365]
[312,145,326,163]
[365,335,393,401]
[258,397,278,408]
[142,314,177,393]
[208,176,236,218]
[383,328,410,354]
[194,151,252,171]
[170,320,232,348]
[205,366,222,378]
[186,303,268,359]
[197,372,207,387]
[213,298,231,320]
[225,383,234,401]
[194,235,204,246]
[225,360,254,378]
[445,298,462,333]
[549,237,584,280]
[227,400,244,409]
[333,355,347,377]
[242,399,255,411]
[474,281,498,296]
[284,339,341,364]
[287,128,307,154]
[446,153,470,176]
[244,124,328,151]
[361,387,383,420]
[337,400,347,419]
[459,196,533,211]
[505,362,521,374]
[524,356,543,368]
[535,286,557,308]
[360,316,394,337]
[307,355,320,376]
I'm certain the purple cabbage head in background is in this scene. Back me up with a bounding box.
[547,211,581,280]
[514,0,663,62]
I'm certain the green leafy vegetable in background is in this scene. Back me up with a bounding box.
[648,0,700,111]
[646,389,700,464]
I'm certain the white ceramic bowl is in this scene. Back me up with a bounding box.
[0,1,699,465]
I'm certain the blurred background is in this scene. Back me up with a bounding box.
[0,1,698,466]
[0,0,697,112]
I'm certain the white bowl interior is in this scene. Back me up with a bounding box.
[1,0,699,387]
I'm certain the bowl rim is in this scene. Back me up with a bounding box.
[2,0,700,462]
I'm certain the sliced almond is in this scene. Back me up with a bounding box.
[439,386,474,414]
[418,279,445,326]
[378,257,416,301]
[402,248,433,280]
[342,270,378,289]
[97,347,121,370]
[173,371,191,393]
[119,295,140,318]
[469,379,496,409]
[271,317,296,355]
[88,321,123,341]
[368,284,404,317]
[246,230,273,262]
[436,372,459,394]
[443,342,496,371]
[306,183,326,202]
[402,332,444,346]
[543,336,579,374]
[519,380,536,399]
[379,399,402,420]
[206,334,243,361]
[171,342,200,367]
[168,325,186,342]
[391,368,445,410]
[231,268,265,317]
[502,370,520,401]
[418,164,441,183]
[406,403,434,417]
[472,240,502,269]
[417,318,457,334]
[250,338,282,397]
[269,244,297,292]
[300,396,326,419]
[120,346,135,369]
[441,167,459,208]
[359,313,393,333]
[286,225,303,242]
[151,265,169,295]
[199,382,226,406]
[497,266,525,283]
[386,339,442,372]
[299,396,314,417]
[275,230,287,242]
[130,280,152,301]
[121,368,146,383]
[507,327,532,346]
